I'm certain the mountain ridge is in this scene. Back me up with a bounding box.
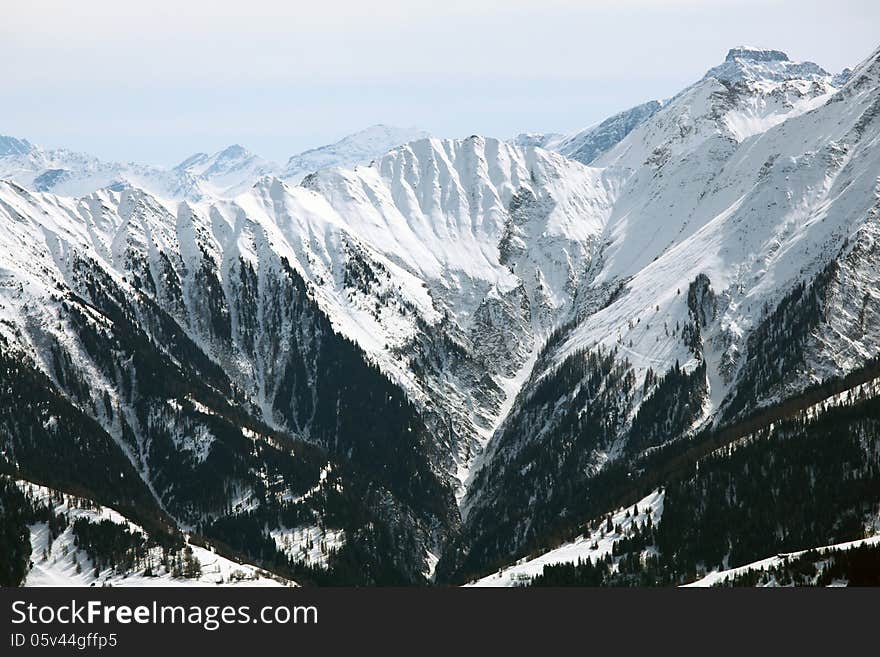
[0,124,429,201]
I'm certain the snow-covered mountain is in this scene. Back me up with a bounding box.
[0,134,614,508]
[0,124,427,201]
[283,124,429,182]
[173,144,279,198]
[555,44,872,399]
[0,140,196,199]
[445,44,880,581]
[549,100,664,165]
[3,45,880,587]
[512,132,565,150]
[704,46,830,85]
[298,136,616,492]
[0,136,36,157]
[520,46,840,168]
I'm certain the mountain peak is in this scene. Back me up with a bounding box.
[705,47,829,85]
[174,144,257,175]
[725,47,789,63]
[217,144,251,159]
[0,135,36,157]
[324,124,429,151]
[283,124,428,181]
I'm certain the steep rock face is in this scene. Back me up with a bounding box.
[807,216,880,384]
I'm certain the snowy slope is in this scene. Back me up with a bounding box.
[466,489,664,587]
[685,535,880,588]
[513,101,661,167]
[17,480,295,587]
[523,47,832,170]
[512,132,564,150]
[304,136,611,317]
[548,44,871,402]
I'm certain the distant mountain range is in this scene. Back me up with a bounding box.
[0,124,428,200]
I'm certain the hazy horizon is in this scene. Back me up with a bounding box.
[3,0,878,166]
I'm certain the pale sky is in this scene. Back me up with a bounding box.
[2,0,878,165]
